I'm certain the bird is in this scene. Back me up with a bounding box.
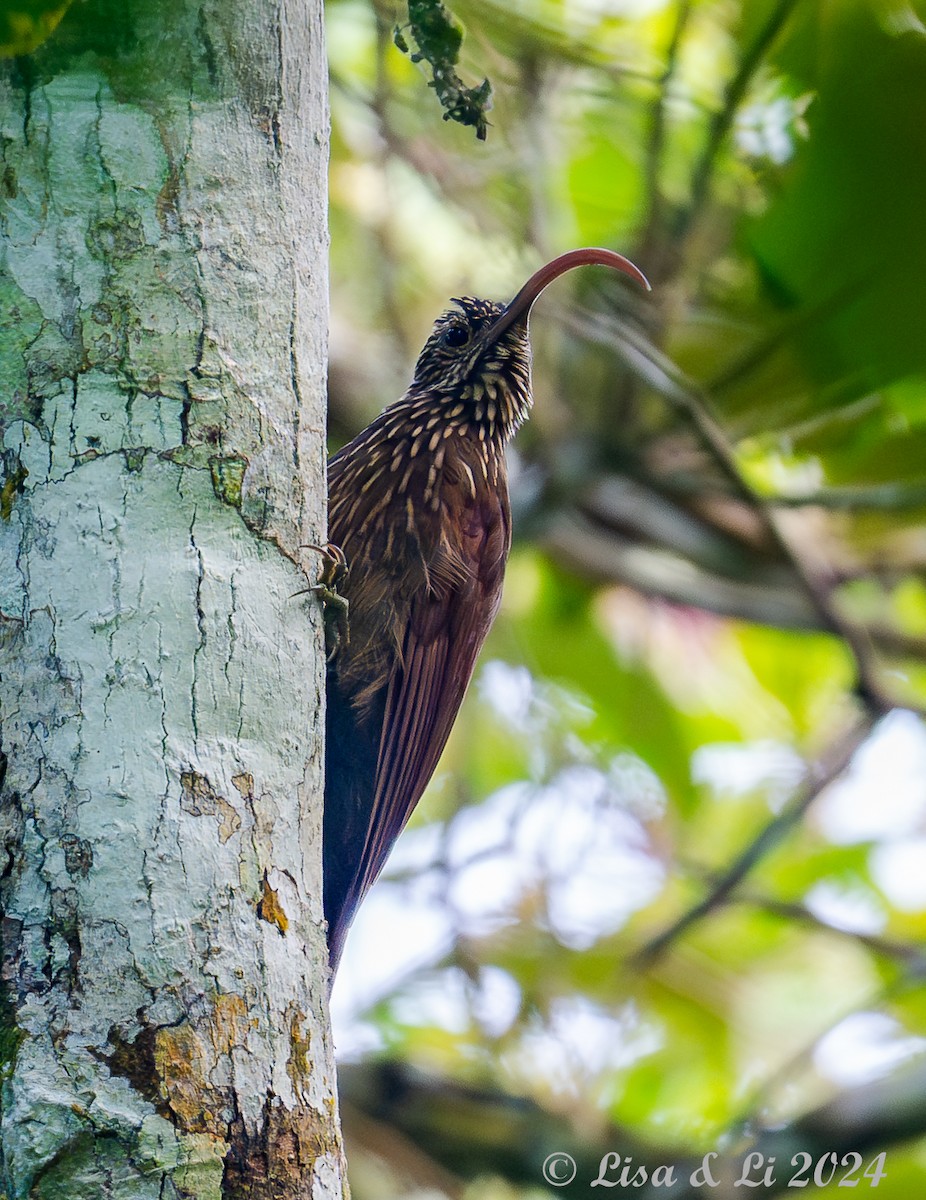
[320,248,650,973]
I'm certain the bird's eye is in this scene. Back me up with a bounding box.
[442,325,470,348]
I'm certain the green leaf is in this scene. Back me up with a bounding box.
[750,3,926,400]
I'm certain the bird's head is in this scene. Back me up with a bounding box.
[411,248,650,437]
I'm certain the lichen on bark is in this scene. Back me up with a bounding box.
[0,0,342,1196]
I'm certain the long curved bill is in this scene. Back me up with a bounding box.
[486,248,651,343]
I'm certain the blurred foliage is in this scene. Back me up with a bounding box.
[327,0,926,1195]
[0,0,72,56]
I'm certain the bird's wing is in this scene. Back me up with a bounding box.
[363,582,487,883]
[329,501,509,966]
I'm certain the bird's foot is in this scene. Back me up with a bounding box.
[295,543,350,661]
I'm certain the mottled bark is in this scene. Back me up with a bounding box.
[0,0,342,1196]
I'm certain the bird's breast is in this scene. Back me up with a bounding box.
[327,427,510,710]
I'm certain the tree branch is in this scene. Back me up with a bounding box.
[638,0,693,273]
[562,306,919,717]
[632,713,877,966]
[340,1053,926,1199]
[673,0,800,243]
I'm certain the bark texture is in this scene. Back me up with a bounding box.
[0,0,341,1196]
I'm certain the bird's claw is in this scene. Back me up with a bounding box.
[302,543,349,589]
[295,543,350,661]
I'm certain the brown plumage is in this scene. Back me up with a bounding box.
[323,249,650,972]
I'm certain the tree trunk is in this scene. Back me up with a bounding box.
[0,1,342,1196]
